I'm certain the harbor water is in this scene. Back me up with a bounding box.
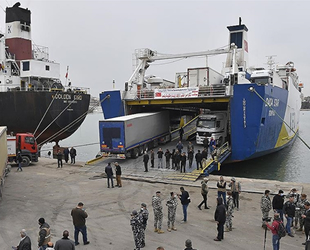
[41,111,310,183]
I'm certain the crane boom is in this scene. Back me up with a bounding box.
[138,48,230,61]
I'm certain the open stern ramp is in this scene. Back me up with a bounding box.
[164,142,231,182]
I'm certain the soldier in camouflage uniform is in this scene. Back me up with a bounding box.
[296,194,308,231]
[225,191,234,231]
[152,191,164,234]
[130,210,143,250]
[139,203,149,247]
[260,190,272,227]
[166,192,178,232]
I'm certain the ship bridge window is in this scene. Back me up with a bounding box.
[230,32,243,49]
[250,77,270,85]
[197,120,215,128]
[23,61,30,71]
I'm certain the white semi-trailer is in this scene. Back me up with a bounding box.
[99,111,171,158]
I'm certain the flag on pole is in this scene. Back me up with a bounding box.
[65,66,69,78]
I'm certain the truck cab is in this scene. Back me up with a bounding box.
[196,112,228,146]
[7,133,38,166]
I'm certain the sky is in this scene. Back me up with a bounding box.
[1,0,310,97]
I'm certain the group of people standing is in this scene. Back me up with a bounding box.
[142,138,218,173]
[130,187,190,250]
[56,147,77,168]
[262,188,310,249]
[14,202,89,250]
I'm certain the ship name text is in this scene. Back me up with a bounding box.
[52,93,83,101]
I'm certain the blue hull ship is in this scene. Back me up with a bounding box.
[99,19,302,163]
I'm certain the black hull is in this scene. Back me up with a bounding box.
[0,91,90,144]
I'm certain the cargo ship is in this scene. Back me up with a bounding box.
[99,19,302,162]
[0,3,90,145]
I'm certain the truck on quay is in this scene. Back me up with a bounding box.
[7,133,39,166]
[99,111,171,158]
[196,111,228,146]
[0,127,11,197]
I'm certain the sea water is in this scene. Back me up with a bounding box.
[41,111,310,183]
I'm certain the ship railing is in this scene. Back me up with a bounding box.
[7,85,90,94]
[123,85,227,100]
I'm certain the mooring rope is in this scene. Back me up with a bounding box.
[249,86,310,150]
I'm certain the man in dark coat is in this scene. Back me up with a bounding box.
[38,218,51,250]
[195,150,202,170]
[105,162,114,188]
[57,149,63,168]
[180,152,187,173]
[70,147,77,164]
[188,149,194,168]
[114,162,122,187]
[179,127,184,141]
[178,187,190,222]
[17,151,23,171]
[63,147,69,163]
[54,230,75,250]
[164,149,171,169]
[143,151,149,172]
[214,197,226,241]
[71,202,89,246]
[15,229,31,250]
[272,190,285,221]
[302,201,310,245]
[150,149,154,168]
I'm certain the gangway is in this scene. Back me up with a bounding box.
[170,115,198,142]
[165,142,231,182]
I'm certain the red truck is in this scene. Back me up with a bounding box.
[7,133,38,166]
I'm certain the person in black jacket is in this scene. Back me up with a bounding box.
[283,195,296,237]
[178,187,190,222]
[175,151,181,171]
[105,162,114,188]
[171,149,176,170]
[57,149,63,168]
[272,190,285,221]
[188,149,194,168]
[214,197,226,241]
[165,149,171,169]
[114,162,122,187]
[14,229,31,250]
[143,151,149,172]
[195,150,202,170]
[17,150,23,171]
[302,201,310,245]
[180,152,187,173]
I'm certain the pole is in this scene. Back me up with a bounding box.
[263,226,267,250]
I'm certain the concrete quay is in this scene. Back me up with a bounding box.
[0,156,308,250]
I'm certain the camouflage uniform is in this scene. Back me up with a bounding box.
[139,208,149,246]
[260,194,272,226]
[130,213,144,250]
[166,195,178,229]
[152,195,163,230]
[225,195,234,230]
[296,198,308,230]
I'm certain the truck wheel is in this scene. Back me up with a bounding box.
[22,156,30,167]
[131,148,139,159]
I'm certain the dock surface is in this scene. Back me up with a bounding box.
[0,156,307,250]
